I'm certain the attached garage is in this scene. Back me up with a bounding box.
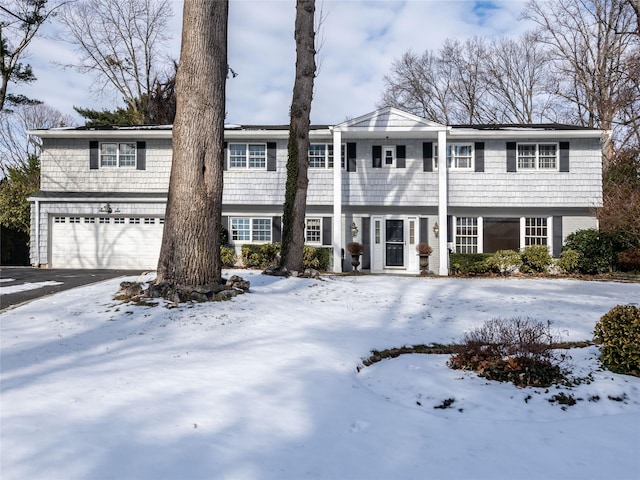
[50,215,164,269]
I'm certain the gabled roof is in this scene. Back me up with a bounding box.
[335,107,445,131]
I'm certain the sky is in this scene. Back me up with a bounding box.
[15,0,532,126]
[1,271,639,479]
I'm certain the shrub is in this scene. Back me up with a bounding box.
[617,248,640,273]
[563,229,616,274]
[220,245,237,267]
[449,317,564,387]
[485,250,522,275]
[593,305,640,377]
[241,243,281,269]
[449,253,493,275]
[556,248,580,274]
[303,245,331,271]
[520,244,552,273]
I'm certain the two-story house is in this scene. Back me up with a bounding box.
[28,107,604,275]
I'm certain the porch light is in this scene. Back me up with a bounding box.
[433,221,439,238]
[351,222,359,237]
[100,203,113,214]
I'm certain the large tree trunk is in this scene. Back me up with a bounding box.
[280,0,316,273]
[155,0,227,289]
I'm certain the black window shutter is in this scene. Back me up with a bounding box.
[272,216,282,242]
[372,145,382,168]
[223,142,227,171]
[474,142,484,172]
[423,142,433,172]
[221,216,229,243]
[361,217,371,270]
[322,217,332,246]
[267,142,277,171]
[559,142,570,172]
[136,141,146,170]
[553,216,563,257]
[447,215,453,243]
[347,142,357,172]
[419,218,429,244]
[396,145,406,168]
[506,142,517,172]
[89,141,99,169]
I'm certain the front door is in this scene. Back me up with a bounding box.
[385,220,404,267]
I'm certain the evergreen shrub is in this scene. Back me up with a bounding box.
[449,253,493,275]
[241,243,281,268]
[519,244,552,273]
[485,249,522,275]
[556,249,580,274]
[593,305,640,377]
[220,245,237,267]
[563,229,616,274]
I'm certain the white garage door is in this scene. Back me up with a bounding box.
[50,216,163,269]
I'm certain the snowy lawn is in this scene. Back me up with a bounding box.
[1,271,639,480]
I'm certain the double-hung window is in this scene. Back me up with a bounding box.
[434,144,473,170]
[100,142,136,167]
[456,217,478,253]
[230,217,272,242]
[517,144,557,170]
[326,144,346,169]
[309,144,342,169]
[305,218,322,244]
[525,217,548,245]
[229,144,266,169]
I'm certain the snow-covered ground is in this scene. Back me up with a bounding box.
[1,271,639,480]
[0,279,63,294]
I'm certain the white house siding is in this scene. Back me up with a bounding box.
[342,139,438,207]
[40,138,172,193]
[563,216,598,241]
[448,138,602,208]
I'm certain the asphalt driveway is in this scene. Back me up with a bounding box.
[0,267,146,311]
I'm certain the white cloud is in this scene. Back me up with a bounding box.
[12,0,531,126]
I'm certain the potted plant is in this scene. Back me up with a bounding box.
[416,242,433,273]
[347,242,364,272]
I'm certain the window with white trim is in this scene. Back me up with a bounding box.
[229,143,266,169]
[456,217,478,253]
[383,145,396,167]
[129,218,140,224]
[100,142,136,167]
[114,217,125,224]
[144,218,155,224]
[54,216,65,223]
[434,144,474,170]
[69,217,80,224]
[159,218,165,225]
[305,218,322,244]
[309,144,341,169]
[525,217,548,245]
[230,217,272,242]
[252,218,271,241]
[84,217,95,224]
[99,217,110,224]
[327,144,345,169]
[517,144,557,170]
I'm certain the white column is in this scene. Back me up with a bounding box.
[332,128,342,273]
[437,129,448,275]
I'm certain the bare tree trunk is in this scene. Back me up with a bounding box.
[155,0,227,289]
[280,0,316,273]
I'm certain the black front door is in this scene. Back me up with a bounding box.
[385,220,404,267]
